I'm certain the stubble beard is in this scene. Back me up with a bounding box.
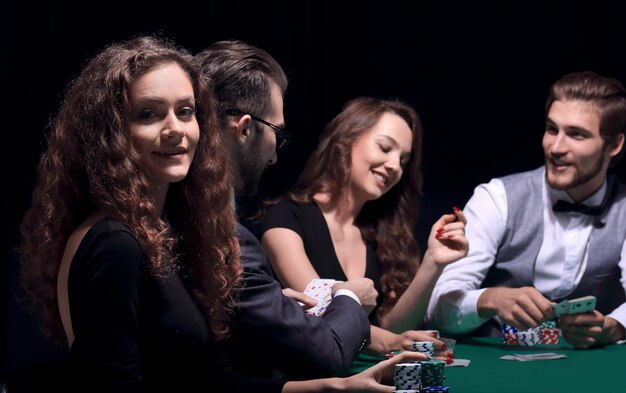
[238,138,265,197]
[545,154,605,191]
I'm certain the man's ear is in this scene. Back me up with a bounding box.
[609,133,625,158]
[232,115,254,146]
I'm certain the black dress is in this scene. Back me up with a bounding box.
[66,217,285,393]
[258,200,385,323]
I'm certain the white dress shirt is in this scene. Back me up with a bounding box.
[426,168,626,335]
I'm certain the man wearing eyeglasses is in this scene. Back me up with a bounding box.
[195,40,375,380]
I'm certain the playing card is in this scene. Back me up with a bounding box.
[303,278,335,301]
[303,278,337,316]
[439,337,456,354]
[447,358,471,367]
[500,353,567,361]
[552,300,570,317]
[567,295,596,314]
[552,295,597,317]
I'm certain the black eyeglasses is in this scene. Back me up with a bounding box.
[225,108,290,149]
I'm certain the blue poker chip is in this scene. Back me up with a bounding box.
[420,386,449,392]
[501,323,519,334]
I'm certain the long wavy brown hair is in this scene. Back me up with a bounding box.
[19,36,241,344]
[275,97,423,320]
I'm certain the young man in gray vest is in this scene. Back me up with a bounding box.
[426,71,626,348]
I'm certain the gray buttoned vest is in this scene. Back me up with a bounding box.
[481,167,626,318]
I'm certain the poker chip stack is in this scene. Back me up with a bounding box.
[394,362,421,392]
[420,360,446,387]
[538,321,560,344]
[539,320,557,329]
[515,330,539,346]
[501,322,561,346]
[393,340,452,392]
[411,341,435,358]
[501,324,519,345]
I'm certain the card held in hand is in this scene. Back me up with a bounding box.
[552,295,596,317]
[302,278,337,316]
[567,295,596,314]
[552,300,570,317]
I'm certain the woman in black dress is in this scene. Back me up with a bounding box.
[260,97,469,356]
[19,36,423,393]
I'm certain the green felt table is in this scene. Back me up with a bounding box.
[349,337,626,393]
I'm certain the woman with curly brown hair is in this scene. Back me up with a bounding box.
[18,35,247,392]
[259,97,469,356]
[18,36,428,392]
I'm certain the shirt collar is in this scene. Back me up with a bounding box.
[546,176,607,207]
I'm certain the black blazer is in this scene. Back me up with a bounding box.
[223,224,370,380]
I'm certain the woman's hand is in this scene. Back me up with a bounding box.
[390,329,446,353]
[426,207,469,266]
[343,351,425,392]
[369,326,445,354]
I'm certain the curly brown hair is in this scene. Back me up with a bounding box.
[19,35,241,344]
[278,97,423,320]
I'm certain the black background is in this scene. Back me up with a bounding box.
[3,0,626,384]
[5,1,626,247]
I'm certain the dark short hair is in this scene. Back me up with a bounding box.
[195,40,288,127]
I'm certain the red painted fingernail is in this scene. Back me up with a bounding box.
[453,207,460,212]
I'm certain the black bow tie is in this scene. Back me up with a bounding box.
[552,200,604,215]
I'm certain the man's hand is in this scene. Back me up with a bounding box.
[560,311,625,349]
[477,286,554,331]
[333,278,378,315]
[281,288,317,310]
